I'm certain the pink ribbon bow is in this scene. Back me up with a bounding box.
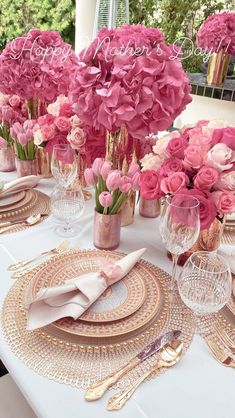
[100,260,124,285]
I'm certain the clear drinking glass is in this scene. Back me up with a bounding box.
[50,184,84,237]
[51,144,77,188]
[159,194,200,291]
[178,251,232,315]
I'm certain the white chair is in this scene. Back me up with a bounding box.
[0,374,37,418]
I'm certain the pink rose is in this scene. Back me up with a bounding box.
[176,188,217,230]
[140,170,163,200]
[215,170,235,191]
[128,163,140,178]
[194,166,219,190]
[206,143,235,171]
[119,176,132,193]
[100,161,113,180]
[160,157,184,177]
[184,145,206,169]
[67,127,86,150]
[99,191,113,208]
[160,172,189,194]
[41,124,56,141]
[212,127,235,151]
[92,158,104,176]
[166,135,188,159]
[9,95,20,108]
[59,103,74,118]
[55,116,71,133]
[106,170,122,191]
[84,168,97,186]
[212,191,235,215]
[189,133,213,151]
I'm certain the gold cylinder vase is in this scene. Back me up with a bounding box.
[37,147,52,178]
[139,197,160,218]
[207,50,230,86]
[105,126,129,170]
[121,191,136,227]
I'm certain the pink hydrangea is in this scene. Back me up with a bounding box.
[0,30,79,103]
[197,12,235,54]
[69,24,192,140]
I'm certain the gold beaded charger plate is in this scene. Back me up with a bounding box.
[0,191,26,209]
[0,190,50,234]
[29,250,147,324]
[1,250,195,389]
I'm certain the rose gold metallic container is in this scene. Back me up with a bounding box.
[0,146,16,172]
[121,191,136,227]
[207,50,230,86]
[93,210,121,250]
[15,158,38,177]
[139,197,160,218]
[37,147,52,178]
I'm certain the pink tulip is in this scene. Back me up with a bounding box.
[106,170,122,191]
[92,157,104,175]
[84,168,97,186]
[99,191,113,208]
[119,175,132,193]
[100,161,113,180]
[128,162,140,178]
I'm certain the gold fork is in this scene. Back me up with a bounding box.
[8,241,70,272]
[106,340,183,411]
[204,336,235,368]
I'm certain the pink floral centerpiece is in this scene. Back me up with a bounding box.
[69,24,192,165]
[10,120,38,176]
[84,158,140,249]
[197,12,235,54]
[140,120,235,236]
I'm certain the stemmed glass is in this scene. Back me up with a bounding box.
[51,144,77,189]
[178,251,232,315]
[50,184,85,237]
[159,194,200,292]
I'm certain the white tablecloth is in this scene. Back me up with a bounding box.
[0,173,234,418]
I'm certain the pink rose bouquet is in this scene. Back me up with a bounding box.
[11,120,37,160]
[84,158,140,214]
[0,93,26,148]
[140,120,235,229]
[69,24,192,159]
[0,30,78,103]
[197,12,235,54]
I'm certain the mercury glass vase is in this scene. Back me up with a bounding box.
[15,158,38,177]
[121,191,136,227]
[0,146,16,172]
[37,147,52,178]
[207,50,230,86]
[139,197,160,218]
[93,210,121,250]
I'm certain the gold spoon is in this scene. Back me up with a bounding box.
[0,213,45,234]
[106,340,183,411]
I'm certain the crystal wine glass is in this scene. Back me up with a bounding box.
[178,251,232,315]
[51,144,77,188]
[51,184,84,237]
[159,194,200,291]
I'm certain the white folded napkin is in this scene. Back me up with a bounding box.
[25,248,146,331]
[0,176,40,198]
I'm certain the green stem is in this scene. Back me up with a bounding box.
[109,193,126,214]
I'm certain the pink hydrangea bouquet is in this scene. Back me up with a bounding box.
[84,158,140,214]
[11,120,37,160]
[69,24,192,145]
[197,12,235,54]
[0,93,26,148]
[140,120,235,230]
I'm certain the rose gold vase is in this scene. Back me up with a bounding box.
[37,147,52,178]
[207,50,230,86]
[93,210,121,250]
[168,217,225,266]
[139,197,160,218]
[0,146,16,172]
[15,158,38,177]
[121,191,136,227]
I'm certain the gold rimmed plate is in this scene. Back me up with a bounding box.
[0,189,37,219]
[0,191,26,209]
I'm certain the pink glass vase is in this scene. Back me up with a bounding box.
[139,197,160,218]
[15,158,38,177]
[93,210,121,250]
[0,146,16,172]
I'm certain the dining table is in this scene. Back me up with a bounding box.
[0,172,234,418]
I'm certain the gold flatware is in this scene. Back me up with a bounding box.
[8,240,70,272]
[85,330,181,401]
[106,340,183,411]
[0,213,46,234]
[0,213,48,228]
[213,324,235,354]
[205,336,235,368]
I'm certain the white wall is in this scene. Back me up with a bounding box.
[174,94,235,128]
